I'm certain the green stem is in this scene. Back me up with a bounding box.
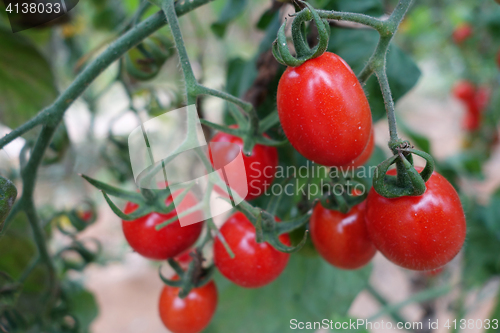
[355,0,414,143]
[376,67,399,143]
[0,0,213,150]
[317,9,385,32]
[161,0,197,105]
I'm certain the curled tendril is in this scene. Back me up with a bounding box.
[272,1,330,67]
[373,143,435,198]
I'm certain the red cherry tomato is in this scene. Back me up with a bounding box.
[213,212,290,288]
[209,127,278,200]
[122,191,203,260]
[277,52,372,167]
[159,279,217,333]
[77,210,93,222]
[452,24,473,44]
[462,108,481,131]
[343,130,375,169]
[310,202,376,269]
[365,168,466,271]
[453,80,475,102]
[174,250,193,270]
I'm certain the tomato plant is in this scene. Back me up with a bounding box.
[2,0,500,331]
[213,212,290,288]
[159,278,218,333]
[365,168,466,271]
[277,52,372,167]
[310,201,376,270]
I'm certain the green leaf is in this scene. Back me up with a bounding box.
[0,26,57,129]
[328,29,421,122]
[205,255,371,333]
[211,0,248,38]
[256,8,275,31]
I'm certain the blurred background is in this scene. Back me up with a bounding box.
[1,0,500,332]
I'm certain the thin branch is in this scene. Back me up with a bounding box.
[0,0,213,150]
[317,9,385,32]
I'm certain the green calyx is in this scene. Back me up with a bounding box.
[320,176,367,214]
[160,250,215,298]
[373,141,435,199]
[0,176,17,232]
[272,1,330,67]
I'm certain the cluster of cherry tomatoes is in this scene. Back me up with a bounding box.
[451,23,499,132]
[453,80,491,132]
[120,51,467,333]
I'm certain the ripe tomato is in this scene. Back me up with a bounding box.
[175,250,193,270]
[452,24,472,44]
[159,279,217,333]
[213,212,290,288]
[453,80,475,101]
[463,111,481,131]
[209,127,278,200]
[277,52,372,167]
[365,168,466,271]
[343,130,375,169]
[310,202,376,270]
[122,191,203,260]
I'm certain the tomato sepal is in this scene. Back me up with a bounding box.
[160,250,215,299]
[373,144,435,198]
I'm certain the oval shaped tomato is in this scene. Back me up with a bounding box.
[365,169,466,271]
[343,130,375,169]
[213,212,290,288]
[159,279,217,333]
[310,202,376,269]
[122,191,203,260]
[209,128,278,200]
[277,52,372,167]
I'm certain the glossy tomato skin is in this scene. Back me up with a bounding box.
[452,24,473,44]
[213,212,290,288]
[310,202,376,269]
[122,192,203,260]
[365,169,466,271]
[209,128,278,200]
[277,52,372,167]
[159,279,217,333]
[342,130,375,169]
